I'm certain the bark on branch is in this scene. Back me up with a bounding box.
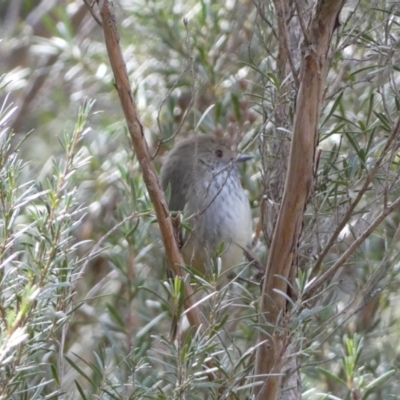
[96,0,204,331]
[254,1,346,399]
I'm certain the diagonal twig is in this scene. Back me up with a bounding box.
[95,0,205,333]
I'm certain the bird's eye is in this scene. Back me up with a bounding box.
[215,149,223,158]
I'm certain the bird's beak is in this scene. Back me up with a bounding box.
[236,154,252,163]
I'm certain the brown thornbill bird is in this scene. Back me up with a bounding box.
[161,135,252,277]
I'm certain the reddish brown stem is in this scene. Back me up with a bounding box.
[97,0,204,331]
[254,1,346,399]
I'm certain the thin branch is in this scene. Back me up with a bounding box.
[10,3,89,133]
[311,117,400,276]
[79,212,147,278]
[293,0,309,45]
[254,1,346,399]
[306,195,400,297]
[11,54,58,133]
[274,0,300,88]
[152,19,195,159]
[306,220,400,345]
[253,0,278,39]
[96,0,205,333]
[83,0,102,27]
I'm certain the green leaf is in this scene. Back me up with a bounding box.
[106,303,127,330]
[373,111,392,132]
[362,369,396,398]
[51,364,60,386]
[65,356,95,387]
[231,93,241,122]
[195,104,215,130]
[366,92,374,125]
[349,65,381,78]
[321,91,344,127]
[74,380,88,400]
[316,367,347,387]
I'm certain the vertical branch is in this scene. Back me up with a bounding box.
[96,0,204,331]
[262,0,305,249]
[254,1,346,399]
[264,0,291,204]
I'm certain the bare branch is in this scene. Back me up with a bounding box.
[10,4,90,133]
[306,196,400,297]
[95,0,205,332]
[293,0,309,45]
[83,0,102,27]
[273,0,299,88]
[311,117,400,276]
[254,1,346,399]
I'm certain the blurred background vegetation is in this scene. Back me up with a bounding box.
[0,0,400,398]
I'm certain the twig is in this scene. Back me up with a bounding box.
[96,0,205,333]
[311,117,400,276]
[293,0,309,45]
[254,1,346,398]
[83,0,102,27]
[152,20,195,159]
[273,0,300,88]
[306,195,400,297]
[10,3,89,133]
[78,212,146,277]
[253,0,278,39]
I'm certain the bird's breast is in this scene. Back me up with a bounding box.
[187,172,252,248]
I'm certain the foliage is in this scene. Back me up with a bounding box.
[0,0,399,399]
